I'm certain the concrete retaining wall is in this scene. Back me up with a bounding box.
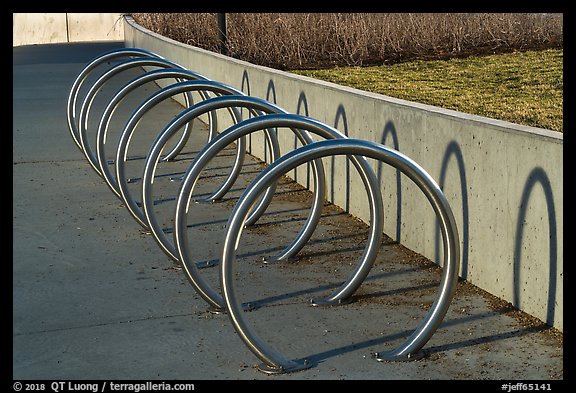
[12,13,124,46]
[55,15,562,332]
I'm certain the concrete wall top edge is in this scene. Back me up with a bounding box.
[124,15,563,145]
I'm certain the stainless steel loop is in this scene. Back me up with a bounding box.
[68,48,197,165]
[115,80,250,229]
[219,138,460,373]
[67,47,162,150]
[174,111,383,312]
[77,56,193,176]
[140,94,284,264]
[95,68,213,198]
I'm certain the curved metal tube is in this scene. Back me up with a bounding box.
[67,47,196,163]
[95,68,216,198]
[140,94,284,263]
[174,96,319,228]
[115,80,270,229]
[173,103,327,311]
[174,112,382,313]
[67,47,162,150]
[77,56,196,176]
[220,138,460,373]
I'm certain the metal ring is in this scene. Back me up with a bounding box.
[175,112,383,314]
[220,138,460,373]
[173,104,337,311]
[77,57,192,176]
[67,47,162,150]
[139,94,283,263]
[95,68,215,198]
[115,80,270,230]
[68,48,197,162]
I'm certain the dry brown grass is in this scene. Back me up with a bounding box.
[131,13,563,70]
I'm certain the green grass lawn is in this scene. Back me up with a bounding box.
[291,49,563,132]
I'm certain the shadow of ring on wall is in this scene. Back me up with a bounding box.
[333,104,350,212]
[265,79,278,164]
[295,92,310,187]
[513,166,557,326]
[377,121,401,242]
[435,140,469,279]
[241,70,251,153]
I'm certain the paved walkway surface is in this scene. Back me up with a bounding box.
[13,42,564,382]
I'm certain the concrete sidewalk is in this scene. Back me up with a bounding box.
[12,42,563,381]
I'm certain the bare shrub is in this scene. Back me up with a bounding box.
[131,13,563,69]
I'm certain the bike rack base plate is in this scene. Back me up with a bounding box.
[374,351,425,362]
[207,306,226,315]
[309,296,355,307]
[257,359,312,374]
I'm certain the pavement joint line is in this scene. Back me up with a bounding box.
[13,158,88,165]
[13,312,197,337]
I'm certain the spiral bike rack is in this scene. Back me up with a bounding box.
[67,48,460,375]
